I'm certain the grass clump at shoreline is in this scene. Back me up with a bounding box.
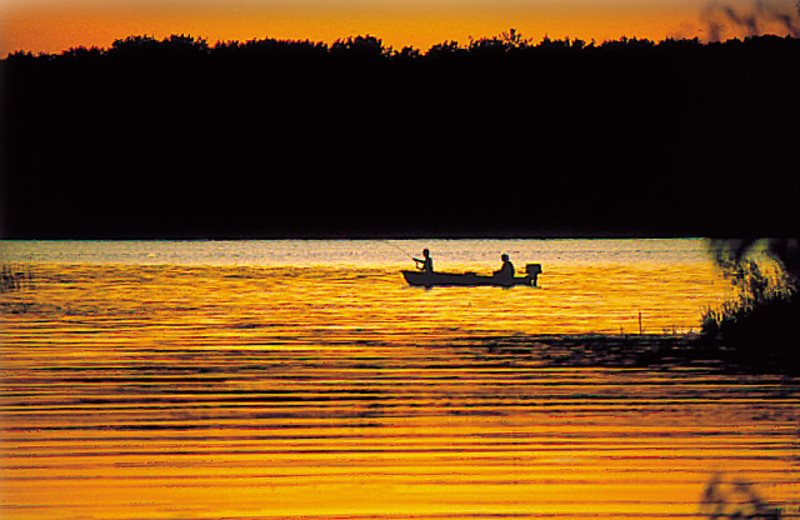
[700,241,800,372]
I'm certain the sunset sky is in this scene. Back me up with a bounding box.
[2,0,799,57]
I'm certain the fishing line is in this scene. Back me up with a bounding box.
[379,239,415,261]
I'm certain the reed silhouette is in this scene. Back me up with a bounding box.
[701,239,799,372]
[2,33,799,238]
[701,473,783,519]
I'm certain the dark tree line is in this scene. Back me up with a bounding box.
[2,33,799,238]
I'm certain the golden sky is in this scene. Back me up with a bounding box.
[1,0,798,56]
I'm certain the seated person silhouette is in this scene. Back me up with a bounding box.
[414,248,434,273]
[493,253,515,280]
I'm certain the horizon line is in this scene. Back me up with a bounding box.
[5,30,798,58]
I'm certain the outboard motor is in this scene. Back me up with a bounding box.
[525,263,542,287]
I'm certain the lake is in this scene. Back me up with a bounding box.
[1,239,798,519]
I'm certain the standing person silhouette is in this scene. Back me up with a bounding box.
[493,253,515,280]
[414,248,434,273]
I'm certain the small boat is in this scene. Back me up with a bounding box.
[402,263,542,287]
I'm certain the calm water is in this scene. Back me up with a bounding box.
[1,239,798,519]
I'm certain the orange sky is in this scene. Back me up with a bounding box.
[2,0,798,56]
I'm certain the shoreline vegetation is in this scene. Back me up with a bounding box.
[699,239,799,373]
[2,32,799,239]
[2,29,798,64]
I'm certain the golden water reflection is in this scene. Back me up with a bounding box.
[1,262,798,519]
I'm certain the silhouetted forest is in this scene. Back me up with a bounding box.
[2,33,799,238]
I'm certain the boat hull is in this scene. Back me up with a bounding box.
[402,270,535,287]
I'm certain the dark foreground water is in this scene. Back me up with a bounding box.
[1,240,798,519]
